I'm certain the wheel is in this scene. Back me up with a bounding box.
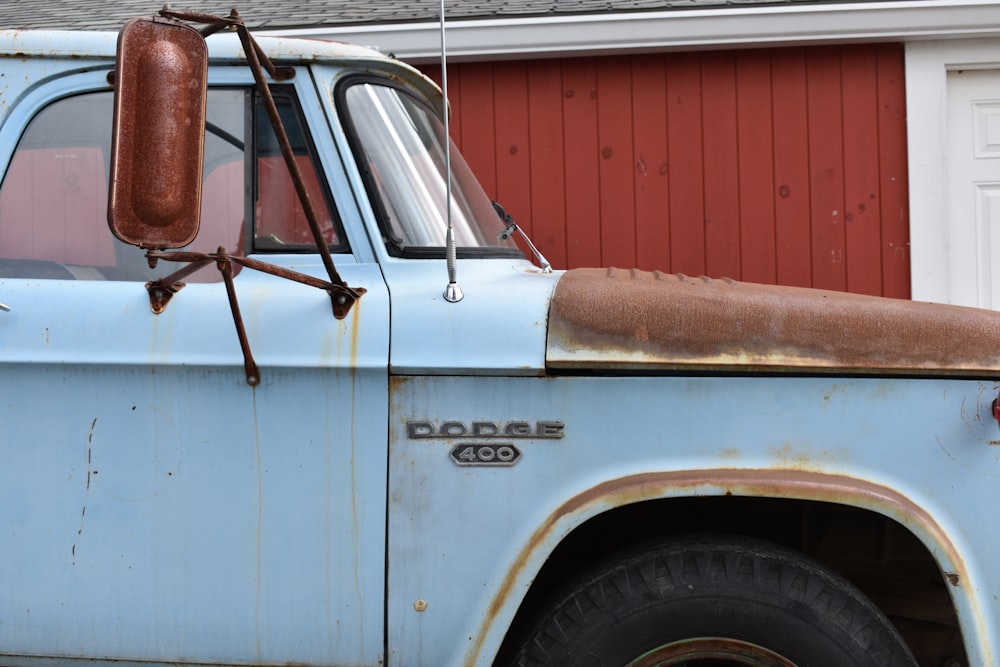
[510,536,917,667]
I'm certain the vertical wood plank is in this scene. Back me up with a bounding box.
[666,52,705,276]
[702,51,741,279]
[597,56,636,268]
[736,50,777,284]
[876,43,911,299]
[449,67,463,146]
[526,61,568,267]
[492,62,532,222]
[419,44,909,297]
[807,47,847,291]
[456,62,497,196]
[422,64,441,86]
[421,63,465,144]
[771,48,812,287]
[562,58,602,268]
[631,54,671,272]
[841,45,883,296]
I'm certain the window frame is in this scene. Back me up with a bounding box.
[250,85,350,255]
[335,74,524,261]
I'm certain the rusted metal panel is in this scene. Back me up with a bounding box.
[108,17,207,249]
[547,267,1000,375]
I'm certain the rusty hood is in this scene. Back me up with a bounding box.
[546,268,1000,376]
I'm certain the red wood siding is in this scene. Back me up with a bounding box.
[422,43,910,298]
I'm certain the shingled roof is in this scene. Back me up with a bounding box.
[4,0,1000,63]
[0,0,892,31]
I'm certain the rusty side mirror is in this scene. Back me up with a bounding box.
[109,17,208,249]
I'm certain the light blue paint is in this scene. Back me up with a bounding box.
[1,269,390,665]
[0,25,998,667]
[387,375,1000,666]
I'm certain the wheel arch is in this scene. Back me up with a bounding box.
[481,469,976,667]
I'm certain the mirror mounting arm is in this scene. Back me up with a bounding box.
[233,23,348,287]
[112,8,368,386]
[216,250,260,387]
[157,7,360,318]
[147,248,367,385]
[147,250,366,317]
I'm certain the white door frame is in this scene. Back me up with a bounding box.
[907,38,1000,306]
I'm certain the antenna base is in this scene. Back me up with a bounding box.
[444,282,464,303]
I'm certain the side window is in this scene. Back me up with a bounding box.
[253,91,343,251]
[0,86,342,281]
[0,93,119,279]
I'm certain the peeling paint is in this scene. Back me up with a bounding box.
[768,443,849,468]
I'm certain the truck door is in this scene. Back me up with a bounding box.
[0,67,389,665]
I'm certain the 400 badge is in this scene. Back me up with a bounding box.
[450,443,521,467]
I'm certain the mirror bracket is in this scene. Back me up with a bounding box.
[112,8,367,386]
[146,281,185,315]
[143,7,360,301]
[145,248,367,386]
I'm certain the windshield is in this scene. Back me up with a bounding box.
[343,82,521,258]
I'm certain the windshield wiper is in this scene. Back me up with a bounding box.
[492,201,552,273]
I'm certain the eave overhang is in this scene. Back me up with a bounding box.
[262,0,1000,62]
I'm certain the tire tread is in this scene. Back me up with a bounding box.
[513,536,917,667]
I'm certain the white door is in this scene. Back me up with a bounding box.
[945,68,1000,308]
[906,39,1000,308]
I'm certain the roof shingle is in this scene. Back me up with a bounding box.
[0,0,870,31]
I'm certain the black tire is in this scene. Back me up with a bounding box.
[511,536,917,667]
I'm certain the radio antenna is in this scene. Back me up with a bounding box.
[440,0,463,303]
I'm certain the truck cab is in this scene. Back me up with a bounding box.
[0,12,996,667]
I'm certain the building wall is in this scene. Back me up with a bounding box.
[423,43,910,298]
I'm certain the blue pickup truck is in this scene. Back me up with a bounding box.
[0,9,996,667]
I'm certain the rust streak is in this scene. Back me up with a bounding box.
[464,468,968,666]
